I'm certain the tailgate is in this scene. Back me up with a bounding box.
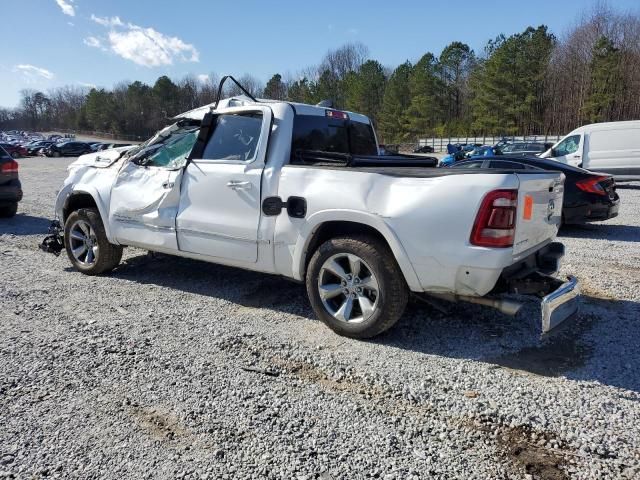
[512,172,564,257]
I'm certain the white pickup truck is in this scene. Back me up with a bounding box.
[50,79,579,338]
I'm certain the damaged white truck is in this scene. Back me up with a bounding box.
[49,77,579,339]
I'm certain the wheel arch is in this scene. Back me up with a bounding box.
[293,211,422,291]
[62,188,115,242]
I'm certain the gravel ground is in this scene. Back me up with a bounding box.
[1,156,639,479]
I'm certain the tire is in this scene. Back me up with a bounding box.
[11,151,19,159]
[0,203,18,218]
[306,234,409,339]
[52,151,61,158]
[64,208,123,275]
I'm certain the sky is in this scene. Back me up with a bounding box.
[1,0,639,108]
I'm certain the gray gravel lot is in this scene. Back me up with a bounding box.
[1,156,639,479]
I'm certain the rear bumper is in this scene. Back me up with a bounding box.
[564,198,620,224]
[427,242,580,334]
[500,243,580,333]
[541,275,579,333]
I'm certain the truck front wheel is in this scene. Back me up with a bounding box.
[64,208,123,275]
[306,235,408,338]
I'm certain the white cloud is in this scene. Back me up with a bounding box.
[347,27,359,35]
[78,82,97,89]
[197,74,209,83]
[90,14,123,27]
[88,14,199,67]
[55,0,75,17]
[67,21,75,27]
[14,64,54,80]
[83,36,106,50]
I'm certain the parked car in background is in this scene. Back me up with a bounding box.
[25,140,55,155]
[498,142,548,156]
[441,142,551,166]
[44,141,94,157]
[0,143,28,158]
[0,146,22,217]
[378,144,395,155]
[541,120,640,181]
[413,145,434,153]
[450,156,620,224]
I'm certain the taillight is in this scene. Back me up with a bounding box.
[576,175,609,196]
[470,189,518,248]
[0,160,18,173]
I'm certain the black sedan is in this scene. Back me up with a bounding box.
[44,141,94,157]
[0,146,22,217]
[413,145,434,153]
[450,156,620,224]
[25,140,55,155]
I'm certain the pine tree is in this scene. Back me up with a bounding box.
[263,74,287,100]
[378,62,412,142]
[343,60,386,126]
[582,36,623,123]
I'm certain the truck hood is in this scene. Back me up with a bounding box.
[68,146,133,170]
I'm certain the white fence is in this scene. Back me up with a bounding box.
[416,135,563,152]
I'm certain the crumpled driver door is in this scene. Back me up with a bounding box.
[108,161,183,250]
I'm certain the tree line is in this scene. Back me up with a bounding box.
[1,4,638,142]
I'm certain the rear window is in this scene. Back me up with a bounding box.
[291,114,377,161]
[490,160,527,169]
[525,143,545,152]
[454,161,484,168]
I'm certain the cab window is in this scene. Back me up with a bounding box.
[201,113,263,162]
[290,115,378,162]
[554,135,581,156]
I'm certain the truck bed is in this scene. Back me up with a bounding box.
[288,163,566,179]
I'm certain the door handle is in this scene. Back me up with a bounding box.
[227,181,252,190]
[162,181,175,189]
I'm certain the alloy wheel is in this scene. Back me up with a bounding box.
[317,253,380,324]
[68,219,99,266]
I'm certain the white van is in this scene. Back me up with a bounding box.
[541,120,640,180]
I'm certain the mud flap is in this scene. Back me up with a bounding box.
[39,220,64,256]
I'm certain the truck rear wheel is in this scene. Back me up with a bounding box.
[306,235,408,339]
[64,208,122,275]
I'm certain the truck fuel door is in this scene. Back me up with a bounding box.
[262,196,306,218]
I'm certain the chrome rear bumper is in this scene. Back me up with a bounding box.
[541,275,580,333]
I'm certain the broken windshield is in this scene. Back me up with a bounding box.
[129,125,199,169]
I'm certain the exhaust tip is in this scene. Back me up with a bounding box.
[495,299,523,316]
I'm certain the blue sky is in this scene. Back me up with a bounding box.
[2,0,638,108]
